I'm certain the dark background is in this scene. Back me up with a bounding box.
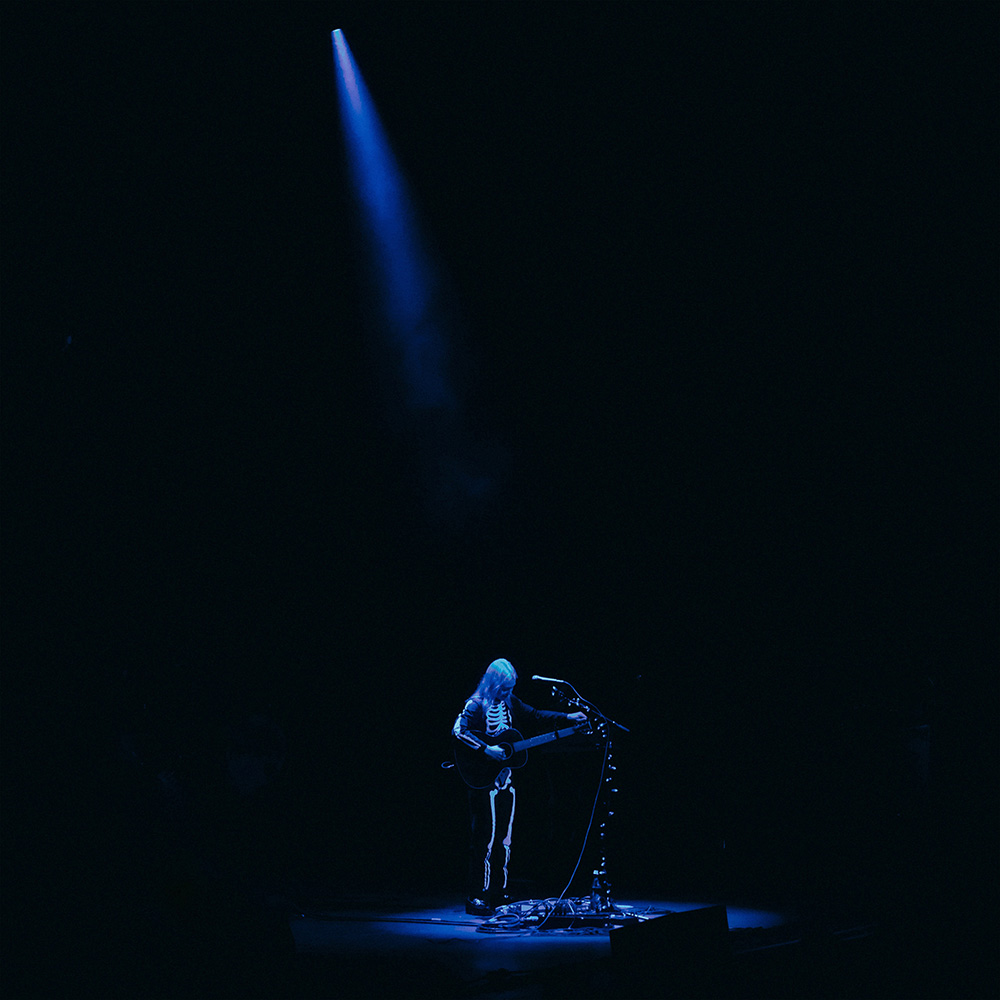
[2,1,996,983]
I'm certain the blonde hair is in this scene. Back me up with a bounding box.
[473,658,517,702]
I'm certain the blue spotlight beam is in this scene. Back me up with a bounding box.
[330,30,499,525]
[331,29,451,413]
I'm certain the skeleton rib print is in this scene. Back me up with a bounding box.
[485,701,510,736]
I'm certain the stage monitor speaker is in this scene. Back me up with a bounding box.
[610,905,731,996]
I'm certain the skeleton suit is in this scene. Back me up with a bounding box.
[453,694,568,905]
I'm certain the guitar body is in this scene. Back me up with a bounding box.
[454,728,527,790]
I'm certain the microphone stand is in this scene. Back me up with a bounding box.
[545,680,631,924]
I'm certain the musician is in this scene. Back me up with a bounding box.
[453,658,587,915]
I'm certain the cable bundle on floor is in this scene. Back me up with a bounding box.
[476,897,653,933]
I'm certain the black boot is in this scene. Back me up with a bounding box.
[465,897,495,917]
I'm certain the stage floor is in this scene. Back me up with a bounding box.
[288,890,875,999]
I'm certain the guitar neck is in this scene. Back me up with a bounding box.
[513,725,580,752]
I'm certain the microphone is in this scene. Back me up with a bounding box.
[531,675,566,684]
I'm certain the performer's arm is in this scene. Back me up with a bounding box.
[512,695,587,726]
[453,699,487,749]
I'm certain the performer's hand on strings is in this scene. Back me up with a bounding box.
[484,745,507,760]
[568,712,588,724]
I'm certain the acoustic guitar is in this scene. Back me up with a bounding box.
[454,722,592,789]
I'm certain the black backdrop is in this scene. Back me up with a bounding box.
[3,1,996,921]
